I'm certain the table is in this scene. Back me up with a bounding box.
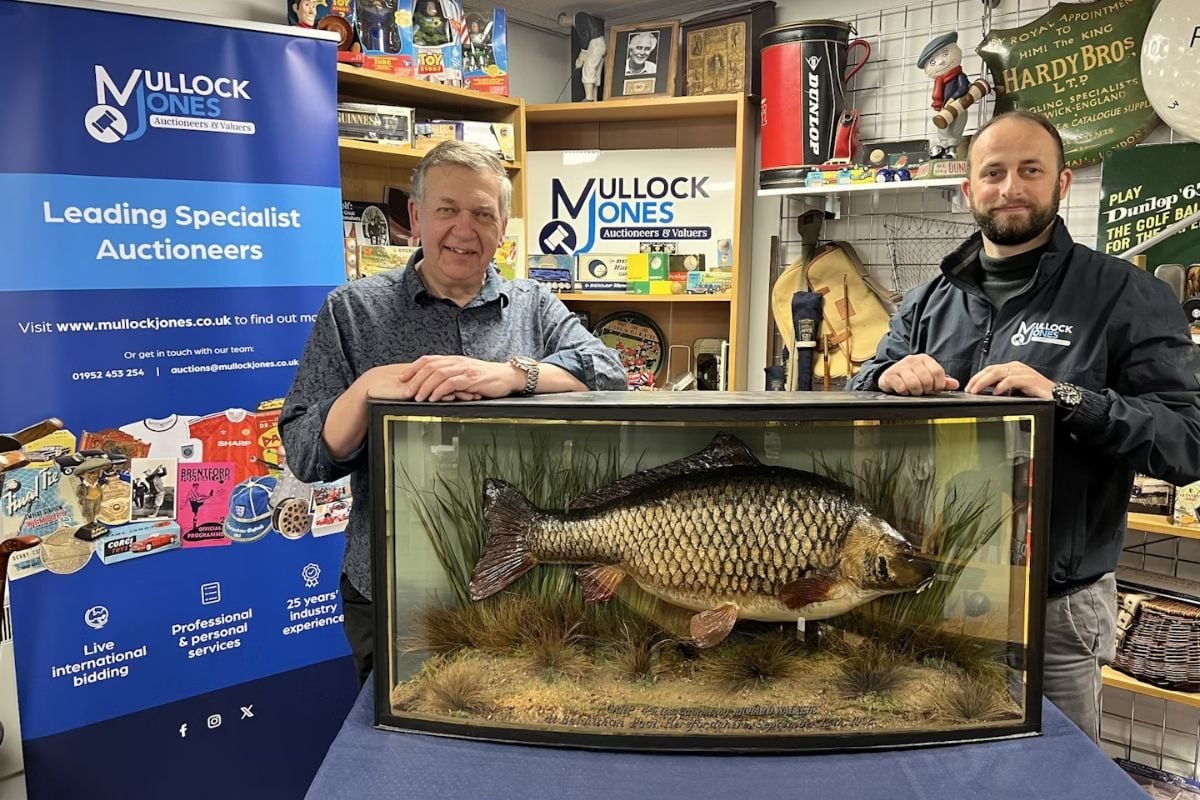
[306,683,1144,800]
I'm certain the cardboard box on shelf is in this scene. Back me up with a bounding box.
[337,102,415,146]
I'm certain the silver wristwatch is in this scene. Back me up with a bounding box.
[509,356,540,396]
[1051,382,1083,410]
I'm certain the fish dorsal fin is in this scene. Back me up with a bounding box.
[779,576,839,609]
[567,433,760,511]
[576,564,626,603]
[689,602,740,648]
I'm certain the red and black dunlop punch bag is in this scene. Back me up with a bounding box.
[760,20,869,188]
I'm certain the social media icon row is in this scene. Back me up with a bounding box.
[178,705,253,737]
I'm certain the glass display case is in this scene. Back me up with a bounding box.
[368,392,1052,752]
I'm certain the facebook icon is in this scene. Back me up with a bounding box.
[179,723,188,738]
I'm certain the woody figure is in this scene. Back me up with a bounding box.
[917,31,971,158]
[291,0,320,28]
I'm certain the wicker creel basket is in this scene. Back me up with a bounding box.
[1114,591,1200,692]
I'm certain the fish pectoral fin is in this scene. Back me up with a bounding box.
[689,603,740,648]
[576,564,626,603]
[779,576,840,609]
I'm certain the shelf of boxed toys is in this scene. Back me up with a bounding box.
[336,64,522,115]
[1127,513,1200,542]
[554,293,730,303]
[1103,667,1200,709]
[336,64,527,219]
[338,138,523,171]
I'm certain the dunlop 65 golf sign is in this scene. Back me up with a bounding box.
[977,0,1158,169]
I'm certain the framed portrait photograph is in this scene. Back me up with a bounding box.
[681,2,775,97]
[604,20,680,100]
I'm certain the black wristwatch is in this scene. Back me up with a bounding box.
[1051,382,1083,411]
[509,356,540,396]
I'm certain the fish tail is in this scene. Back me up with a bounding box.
[469,479,541,601]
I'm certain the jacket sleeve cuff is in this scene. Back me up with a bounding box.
[847,363,886,392]
[1060,387,1112,435]
[314,397,366,480]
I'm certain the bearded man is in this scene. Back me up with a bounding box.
[849,110,1200,743]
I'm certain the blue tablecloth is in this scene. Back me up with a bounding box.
[306,683,1143,800]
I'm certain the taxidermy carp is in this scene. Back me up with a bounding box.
[469,434,935,647]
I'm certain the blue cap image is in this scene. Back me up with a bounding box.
[224,476,277,542]
[917,32,959,69]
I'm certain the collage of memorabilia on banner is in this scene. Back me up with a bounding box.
[0,2,358,798]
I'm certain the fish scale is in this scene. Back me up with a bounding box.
[526,468,858,599]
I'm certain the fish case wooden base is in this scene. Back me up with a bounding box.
[368,392,1053,752]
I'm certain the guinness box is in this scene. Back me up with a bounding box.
[337,102,415,146]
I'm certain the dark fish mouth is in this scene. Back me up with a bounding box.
[904,552,940,589]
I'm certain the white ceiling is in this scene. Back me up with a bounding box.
[488,0,732,35]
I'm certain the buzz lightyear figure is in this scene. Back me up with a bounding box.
[413,0,451,47]
[917,32,971,159]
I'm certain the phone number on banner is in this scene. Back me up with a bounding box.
[72,369,147,381]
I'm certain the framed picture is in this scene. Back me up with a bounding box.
[681,2,775,97]
[604,20,680,100]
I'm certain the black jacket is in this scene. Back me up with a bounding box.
[850,219,1200,596]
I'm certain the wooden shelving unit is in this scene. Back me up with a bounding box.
[1127,513,1200,542]
[525,95,756,390]
[1101,514,1200,711]
[1103,667,1200,709]
[336,64,526,217]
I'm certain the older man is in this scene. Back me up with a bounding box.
[280,140,626,683]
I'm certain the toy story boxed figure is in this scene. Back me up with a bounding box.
[360,0,465,84]
[462,7,509,96]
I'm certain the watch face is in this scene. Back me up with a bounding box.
[1054,383,1082,406]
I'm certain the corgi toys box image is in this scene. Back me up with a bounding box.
[368,392,1053,752]
[97,519,182,565]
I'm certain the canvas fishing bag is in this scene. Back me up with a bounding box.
[803,241,900,378]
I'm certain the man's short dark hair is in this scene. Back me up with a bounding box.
[968,110,1066,173]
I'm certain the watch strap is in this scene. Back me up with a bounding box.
[522,362,539,396]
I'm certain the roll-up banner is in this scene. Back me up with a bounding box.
[0,1,357,796]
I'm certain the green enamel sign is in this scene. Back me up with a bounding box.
[977,0,1159,169]
[1098,142,1200,267]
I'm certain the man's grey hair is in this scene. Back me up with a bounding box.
[410,139,512,219]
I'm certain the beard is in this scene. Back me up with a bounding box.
[971,186,1060,246]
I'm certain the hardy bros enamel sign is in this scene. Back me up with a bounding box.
[977,0,1159,169]
[526,149,735,256]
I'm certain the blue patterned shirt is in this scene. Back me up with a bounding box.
[279,254,626,599]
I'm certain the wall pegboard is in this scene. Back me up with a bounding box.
[772,0,1190,301]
